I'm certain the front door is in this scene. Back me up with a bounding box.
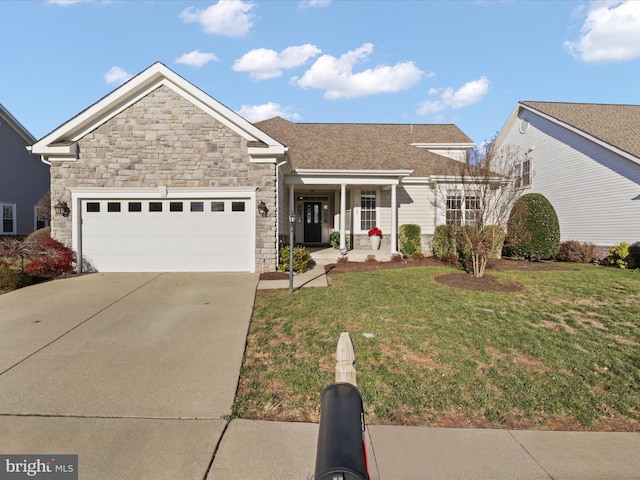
[304,202,322,243]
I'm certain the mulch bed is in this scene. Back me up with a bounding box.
[259,257,569,292]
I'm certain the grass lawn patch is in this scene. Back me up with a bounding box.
[234,264,640,431]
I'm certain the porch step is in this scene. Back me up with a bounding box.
[310,247,394,263]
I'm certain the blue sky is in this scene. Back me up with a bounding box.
[2,0,640,146]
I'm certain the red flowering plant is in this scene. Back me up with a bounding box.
[368,227,382,237]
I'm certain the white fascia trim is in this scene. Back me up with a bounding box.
[69,187,257,199]
[286,176,400,186]
[295,169,412,177]
[519,103,640,166]
[410,142,475,149]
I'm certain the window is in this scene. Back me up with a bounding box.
[86,202,100,213]
[149,202,163,212]
[169,202,183,212]
[360,190,376,230]
[446,194,480,226]
[211,201,224,212]
[231,201,245,212]
[190,201,204,212]
[446,194,462,226]
[128,202,142,212]
[515,159,531,188]
[1,204,16,234]
[107,202,121,212]
[35,205,49,230]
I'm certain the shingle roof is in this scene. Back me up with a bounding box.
[521,101,640,159]
[254,117,474,177]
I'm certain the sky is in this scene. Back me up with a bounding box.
[2,0,640,147]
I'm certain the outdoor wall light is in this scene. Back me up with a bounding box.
[54,200,70,217]
[257,200,269,217]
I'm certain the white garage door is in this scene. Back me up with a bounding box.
[81,198,253,272]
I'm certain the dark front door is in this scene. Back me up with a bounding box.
[304,202,322,243]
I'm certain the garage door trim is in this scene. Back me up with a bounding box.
[70,187,257,273]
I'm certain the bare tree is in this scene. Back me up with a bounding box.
[434,139,529,277]
[37,190,51,224]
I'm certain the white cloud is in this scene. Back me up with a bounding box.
[233,44,321,80]
[104,66,133,86]
[298,0,331,10]
[237,102,301,123]
[292,43,423,99]
[179,1,256,38]
[564,1,640,62]
[417,76,490,115]
[176,50,219,68]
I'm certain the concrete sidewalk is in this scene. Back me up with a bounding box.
[209,419,640,479]
[257,260,329,290]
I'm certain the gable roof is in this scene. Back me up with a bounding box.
[513,101,640,163]
[0,103,36,144]
[31,62,286,162]
[254,117,474,177]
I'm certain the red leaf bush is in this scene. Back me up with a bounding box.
[24,238,75,277]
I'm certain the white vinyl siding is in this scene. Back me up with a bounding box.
[397,185,436,234]
[503,111,640,245]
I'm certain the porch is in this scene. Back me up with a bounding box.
[309,246,394,263]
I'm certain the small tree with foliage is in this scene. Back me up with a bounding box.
[506,193,560,261]
[399,224,421,257]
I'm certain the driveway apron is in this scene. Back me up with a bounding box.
[0,272,258,479]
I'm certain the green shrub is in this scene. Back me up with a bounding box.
[506,193,560,260]
[432,225,456,259]
[399,224,421,257]
[557,240,598,263]
[278,245,313,273]
[608,242,630,269]
[0,266,30,290]
[628,242,640,269]
[329,231,350,250]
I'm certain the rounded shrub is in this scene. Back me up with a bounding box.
[432,225,456,259]
[607,242,630,269]
[399,224,422,257]
[506,193,560,261]
[628,242,640,269]
[278,245,313,273]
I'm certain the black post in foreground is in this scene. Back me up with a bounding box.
[315,383,370,480]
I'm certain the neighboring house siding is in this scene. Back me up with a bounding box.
[503,111,640,245]
[0,118,49,235]
[50,85,277,271]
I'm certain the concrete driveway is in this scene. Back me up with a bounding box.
[0,272,258,479]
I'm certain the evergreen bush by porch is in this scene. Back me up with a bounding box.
[399,224,421,257]
[432,225,456,259]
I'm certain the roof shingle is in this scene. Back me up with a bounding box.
[254,117,474,177]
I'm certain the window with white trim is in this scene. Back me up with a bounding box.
[445,194,480,226]
[360,190,376,231]
[515,158,531,188]
[1,204,16,234]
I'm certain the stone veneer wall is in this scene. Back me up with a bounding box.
[50,85,278,271]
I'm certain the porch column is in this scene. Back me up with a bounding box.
[391,183,398,253]
[340,183,347,251]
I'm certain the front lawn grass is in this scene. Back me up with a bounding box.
[234,264,640,430]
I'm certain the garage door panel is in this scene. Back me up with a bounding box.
[81,198,253,272]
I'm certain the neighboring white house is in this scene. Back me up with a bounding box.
[494,101,640,247]
[0,103,50,235]
[30,62,477,273]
